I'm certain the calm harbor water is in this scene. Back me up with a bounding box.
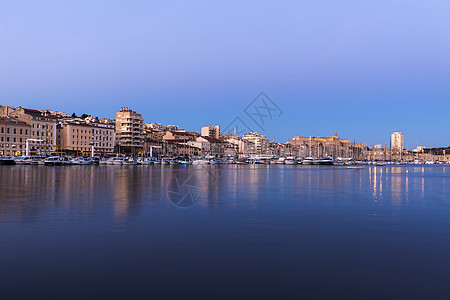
[1,165,450,299]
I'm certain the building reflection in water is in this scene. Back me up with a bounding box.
[1,165,448,226]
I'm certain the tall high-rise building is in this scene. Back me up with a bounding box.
[201,125,220,139]
[115,107,144,154]
[391,132,403,151]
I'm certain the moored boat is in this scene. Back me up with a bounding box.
[0,156,16,165]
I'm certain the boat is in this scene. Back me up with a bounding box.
[334,158,345,166]
[284,157,297,165]
[99,158,109,165]
[235,158,248,165]
[139,157,154,165]
[112,157,125,165]
[313,157,334,165]
[192,159,210,165]
[70,157,92,165]
[302,157,315,165]
[122,158,138,165]
[44,156,67,166]
[275,158,286,164]
[0,156,16,165]
[14,156,31,165]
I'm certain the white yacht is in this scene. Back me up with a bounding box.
[313,157,335,165]
[284,157,298,165]
[112,157,125,165]
[44,156,67,166]
[302,157,315,165]
[275,158,286,164]
[122,158,138,165]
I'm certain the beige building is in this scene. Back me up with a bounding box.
[115,107,144,154]
[290,135,364,159]
[242,132,269,155]
[0,117,31,156]
[391,132,404,161]
[201,125,220,139]
[91,122,115,155]
[57,121,93,154]
[9,107,58,153]
[391,132,403,151]
[163,130,199,141]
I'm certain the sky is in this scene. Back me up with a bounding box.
[1,0,450,148]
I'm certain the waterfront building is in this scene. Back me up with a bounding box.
[290,135,365,159]
[115,107,144,154]
[222,136,249,157]
[91,122,115,155]
[242,132,269,155]
[0,117,31,156]
[163,130,199,141]
[201,125,220,139]
[143,138,164,157]
[57,121,93,154]
[391,132,404,161]
[9,107,58,153]
[188,136,224,157]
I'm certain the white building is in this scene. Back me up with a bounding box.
[391,132,403,151]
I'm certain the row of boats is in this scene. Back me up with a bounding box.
[1,155,447,166]
[0,155,342,166]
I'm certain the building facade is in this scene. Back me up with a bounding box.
[242,132,269,155]
[201,125,220,139]
[391,132,404,160]
[57,121,93,154]
[0,118,31,156]
[91,122,115,155]
[9,107,58,153]
[115,107,144,154]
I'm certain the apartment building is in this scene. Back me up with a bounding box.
[9,107,58,153]
[91,122,115,155]
[201,125,220,139]
[115,107,144,154]
[57,121,93,154]
[242,132,269,155]
[0,117,31,156]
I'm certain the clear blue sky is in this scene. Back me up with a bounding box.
[1,0,450,148]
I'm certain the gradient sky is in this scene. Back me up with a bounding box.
[1,0,450,148]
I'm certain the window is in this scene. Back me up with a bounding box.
[13,138,16,142]
[1,127,3,133]
[20,138,22,142]
[20,129,22,134]
[7,128,9,133]
[25,129,27,135]
[13,129,16,134]
[6,137,9,142]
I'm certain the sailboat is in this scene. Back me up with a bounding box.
[302,136,315,165]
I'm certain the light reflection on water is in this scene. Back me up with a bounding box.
[1,165,450,299]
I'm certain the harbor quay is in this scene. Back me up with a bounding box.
[0,105,448,165]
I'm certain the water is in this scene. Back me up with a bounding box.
[1,165,450,299]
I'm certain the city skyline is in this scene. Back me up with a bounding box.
[2,1,450,146]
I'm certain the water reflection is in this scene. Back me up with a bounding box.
[1,165,450,226]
